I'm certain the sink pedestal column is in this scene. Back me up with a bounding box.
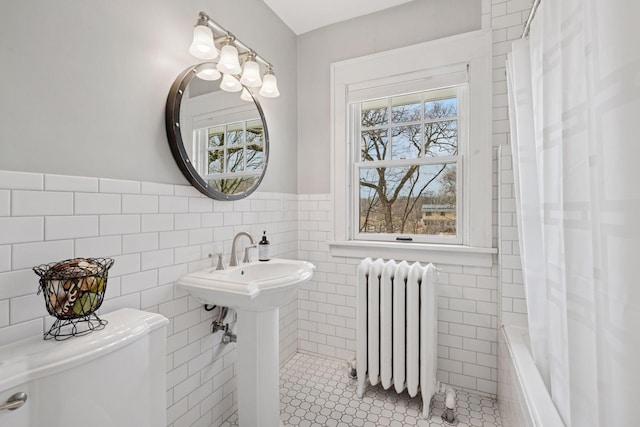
[236,308,281,427]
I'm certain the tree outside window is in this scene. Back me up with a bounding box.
[355,87,462,238]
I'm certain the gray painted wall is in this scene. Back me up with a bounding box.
[296,0,481,194]
[0,0,298,193]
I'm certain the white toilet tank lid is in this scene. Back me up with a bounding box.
[0,308,168,393]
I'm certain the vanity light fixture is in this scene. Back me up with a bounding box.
[220,73,243,92]
[259,67,280,98]
[189,15,218,60]
[188,11,279,98]
[216,38,242,75]
[196,63,221,81]
[240,53,262,88]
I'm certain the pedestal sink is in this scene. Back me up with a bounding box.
[178,258,315,427]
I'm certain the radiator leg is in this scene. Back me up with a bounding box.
[356,353,367,398]
[356,377,366,398]
[356,364,366,398]
[422,397,430,419]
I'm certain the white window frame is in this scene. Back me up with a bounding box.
[329,30,495,266]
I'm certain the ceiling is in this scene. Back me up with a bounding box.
[263,0,415,35]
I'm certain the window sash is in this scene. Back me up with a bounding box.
[349,85,466,244]
[194,120,264,178]
[352,159,462,244]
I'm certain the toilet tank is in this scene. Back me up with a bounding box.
[0,308,168,427]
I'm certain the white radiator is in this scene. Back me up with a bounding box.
[356,257,438,418]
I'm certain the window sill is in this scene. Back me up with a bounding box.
[328,240,497,267]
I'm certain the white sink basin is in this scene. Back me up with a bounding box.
[178,258,315,310]
[178,257,315,426]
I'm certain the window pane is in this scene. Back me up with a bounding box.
[392,93,421,123]
[226,123,244,145]
[359,163,457,235]
[208,149,223,174]
[391,125,421,160]
[424,120,458,157]
[361,129,388,161]
[247,120,264,145]
[226,146,244,172]
[425,97,457,119]
[246,144,264,171]
[208,126,224,148]
[361,99,388,127]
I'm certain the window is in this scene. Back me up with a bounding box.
[353,86,465,243]
[192,118,265,194]
[330,30,494,263]
[195,119,264,176]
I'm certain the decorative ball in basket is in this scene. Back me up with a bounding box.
[33,257,115,340]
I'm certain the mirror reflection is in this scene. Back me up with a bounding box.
[166,64,269,200]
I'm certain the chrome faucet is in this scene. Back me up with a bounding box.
[229,232,256,267]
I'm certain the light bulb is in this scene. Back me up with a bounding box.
[259,72,280,98]
[189,25,218,60]
[220,73,242,92]
[240,59,262,88]
[196,65,221,81]
[241,88,254,102]
[216,44,242,75]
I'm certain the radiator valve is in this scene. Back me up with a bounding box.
[442,388,459,425]
[347,357,357,379]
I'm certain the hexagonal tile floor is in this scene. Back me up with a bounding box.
[221,352,502,427]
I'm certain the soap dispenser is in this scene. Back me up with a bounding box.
[258,230,270,261]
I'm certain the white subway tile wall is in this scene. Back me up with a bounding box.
[492,0,530,329]
[0,190,10,217]
[297,194,500,397]
[490,0,532,254]
[99,178,141,194]
[499,146,527,327]
[0,171,298,427]
[44,174,99,193]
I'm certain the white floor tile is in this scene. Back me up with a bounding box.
[220,353,502,427]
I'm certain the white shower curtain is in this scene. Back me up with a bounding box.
[506,0,640,426]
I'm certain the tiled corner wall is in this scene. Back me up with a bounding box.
[0,170,298,427]
[481,0,492,29]
[491,0,531,328]
[297,194,501,397]
[490,0,535,251]
[498,146,527,326]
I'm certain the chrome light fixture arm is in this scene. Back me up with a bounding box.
[189,11,279,98]
[196,11,273,70]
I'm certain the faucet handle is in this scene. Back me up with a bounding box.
[243,244,257,263]
[208,252,225,270]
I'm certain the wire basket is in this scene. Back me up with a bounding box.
[33,257,115,340]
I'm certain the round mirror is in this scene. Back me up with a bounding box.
[165,63,269,200]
